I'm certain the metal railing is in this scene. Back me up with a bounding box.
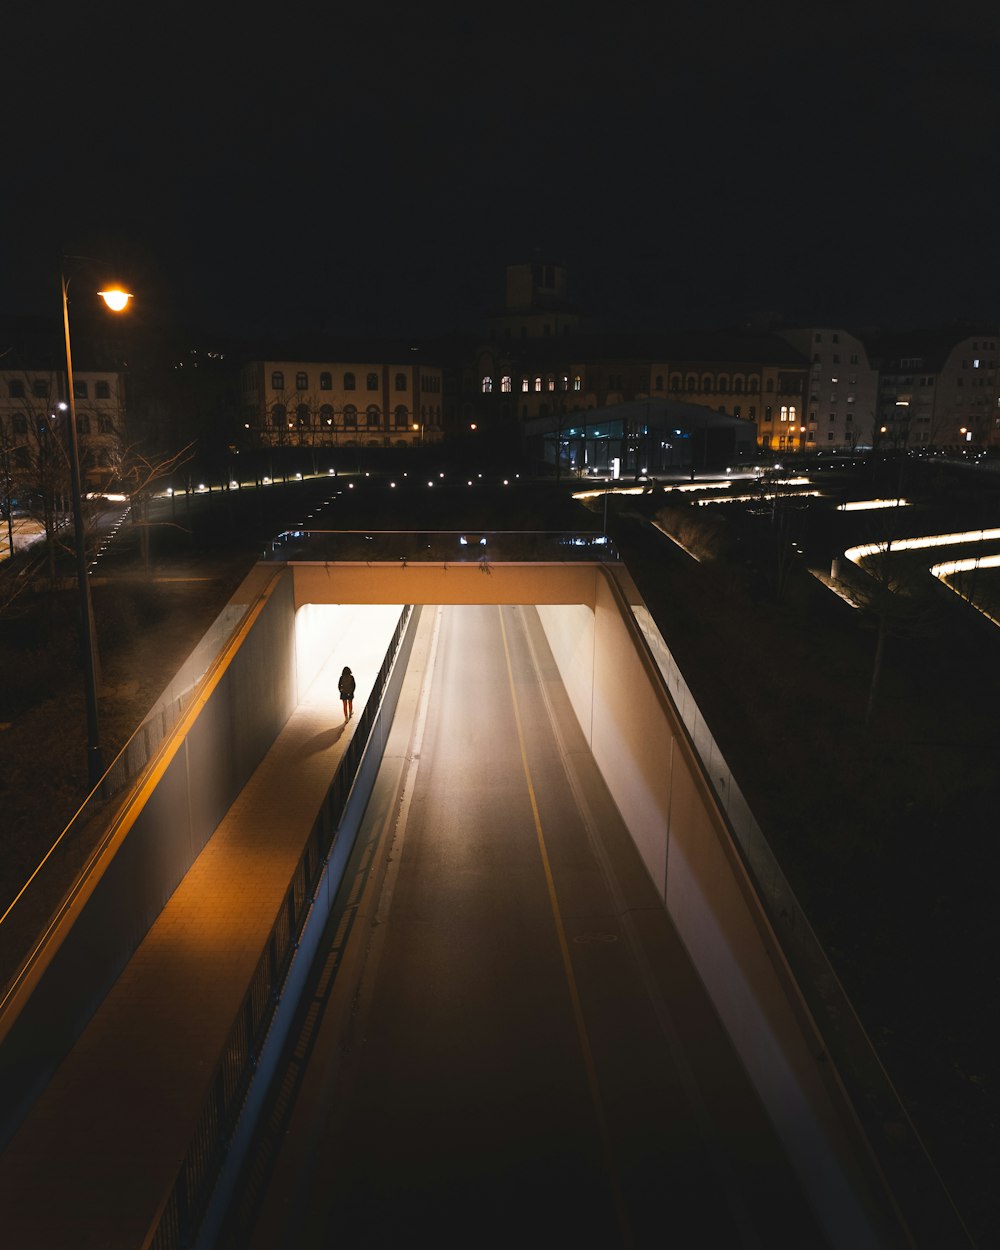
[146,604,413,1250]
[266,528,618,564]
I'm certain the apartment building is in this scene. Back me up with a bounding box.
[241,352,444,449]
[0,368,126,489]
[779,328,879,450]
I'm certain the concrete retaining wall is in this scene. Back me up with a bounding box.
[538,575,885,1248]
[0,568,299,1149]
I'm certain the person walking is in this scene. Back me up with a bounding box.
[339,665,356,720]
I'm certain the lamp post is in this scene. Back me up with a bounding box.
[60,269,132,789]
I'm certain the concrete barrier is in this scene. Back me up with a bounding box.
[0,567,298,1149]
[538,573,891,1248]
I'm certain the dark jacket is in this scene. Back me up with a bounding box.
[339,671,356,698]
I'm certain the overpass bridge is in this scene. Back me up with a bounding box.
[0,536,971,1248]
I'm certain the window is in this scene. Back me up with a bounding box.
[573,375,581,392]
[32,379,50,398]
[655,374,664,391]
[296,404,310,428]
[733,405,741,418]
[271,404,286,428]
[748,406,756,419]
[271,371,284,390]
[73,380,89,399]
[764,406,772,422]
[366,405,381,428]
[765,379,774,392]
[367,372,378,391]
[534,377,542,393]
[828,432,835,441]
[780,406,789,422]
[343,404,357,428]
[344,372,356,390]
[395,373,406,391]
[99,414,114,434]
[320,372,332,390]
[7,380,24,398]
[13,413,28,434]
[547,376,555,392]
[77,414,90,435]
[95,381,110,399]
[521,378,529,393]
[296,372,308,391]
[749,377,759,393]
[482,376,493,394]
[320,404,333,425]
[670,375,681,392]
[718,376,729,393]
[395,405,408,428]
[501,376,511,393]
[733,377,743,394]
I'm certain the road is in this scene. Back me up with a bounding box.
[241,604,827,1249]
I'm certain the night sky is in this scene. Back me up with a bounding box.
[6,3,1000,340]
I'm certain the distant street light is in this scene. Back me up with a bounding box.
[61,267,132,788]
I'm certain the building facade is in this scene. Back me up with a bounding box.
[867,330,1000,450]
[242,356,445,449]
[0,368,126,490]
[779,328,879,450]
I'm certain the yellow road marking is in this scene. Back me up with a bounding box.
[498,606,634,1249]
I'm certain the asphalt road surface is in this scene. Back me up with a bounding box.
[247,604,828,1249]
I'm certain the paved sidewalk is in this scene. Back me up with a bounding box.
[0,603,403,1250]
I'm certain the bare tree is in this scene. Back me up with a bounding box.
[107,441,196,573]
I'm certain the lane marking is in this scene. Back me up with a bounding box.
[498,605,634,1249]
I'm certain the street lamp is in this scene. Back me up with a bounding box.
[60,269,132,788]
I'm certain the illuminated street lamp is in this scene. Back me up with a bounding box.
[61,270,132,788]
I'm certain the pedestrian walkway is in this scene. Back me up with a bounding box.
[0,603,403,1250]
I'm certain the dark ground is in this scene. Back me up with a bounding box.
[0,458,997,1246]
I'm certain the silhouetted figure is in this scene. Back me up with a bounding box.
[339,666,356,720]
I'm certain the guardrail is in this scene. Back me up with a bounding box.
[145,604,413,1250]
[266,528,618,564]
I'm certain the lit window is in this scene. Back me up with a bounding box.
[482,376,493,394]
[521,378,529,393]
[547,376,555,392]
[573,375,582,391]
[501,376,511,393]
[534,377,542,392]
